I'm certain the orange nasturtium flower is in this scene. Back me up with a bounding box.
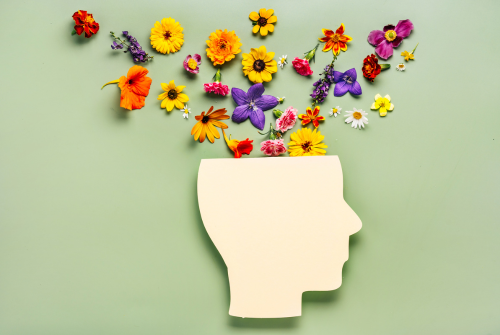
[206,29,242,66]
[318,23,352,56]
[101,65,152,111]
[191,106,229,143]
[222,129,253,158]
[298,106,325,128]
[249,9,277,36]
[72,10,99,38]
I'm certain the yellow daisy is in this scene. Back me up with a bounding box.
[150,18,184,54]
[249,8,277,36]
[242,45,278,83]
[288,128,327,157]
[158,80,189,112]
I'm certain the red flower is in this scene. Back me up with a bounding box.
[362,54,381,82]
[72,10,99,38]
[292,57,313,76]
[298,106,325,128]
[233,139,253,158]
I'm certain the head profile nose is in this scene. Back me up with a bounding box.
[345,202,362,235]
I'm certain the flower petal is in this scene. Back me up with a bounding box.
[370,102,377,109]
[255,94,278,111]
[267,15,277,24]
[333,71,345,83]
[394,19,414,39]
[336,23,345,35]
[383,24,396,32]
[249,108,265,130]
[384,94,391,102]
[232,105,252,123]
[266,24,274,33]
[375,41,394,60]
[367,30,385,46]
[391,36,403,48]
[334,82,350,97]
[388,103,394,111]
[375,94,382,100]
[249,11,259,21]
[260,26,268,36]
[349,81,362,95]
[344,68,357,81]
[247,83,265,101]
[260,70,272,82]
[322,29,334,37]
[231,87,248,105]
[252,25,260,34]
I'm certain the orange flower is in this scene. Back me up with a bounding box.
[298,106,325,128]
[191,106,229,143]
[222,129,253,158]
[101,65,152,111]
[206,29,242,66]
[318,23,352,56]
[72,10,99,38]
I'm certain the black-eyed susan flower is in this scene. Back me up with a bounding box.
[191,107,229,143]
[150,18,184,54]
[158,80,189,112]
[242,45,278,83]
[249,9,277,36]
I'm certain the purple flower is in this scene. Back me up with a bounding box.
[332,68,362,97]
[110,31,153,63]
[183,54,201,74]
[311,63,335,104]
[231,83,279,130]
[111,41,123,50]
[367,19,414,60]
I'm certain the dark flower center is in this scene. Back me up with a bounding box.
[343,75,353,84]
[301,141,312,152]
[258,17,268,26]
[128,80,133,85]
[253,60,266,72]
[164,31,172,39]
[202,115,210,123]
[168,89,178,100]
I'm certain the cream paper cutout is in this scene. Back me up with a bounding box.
[197,156,361,318]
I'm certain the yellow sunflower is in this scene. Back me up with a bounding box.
[206,29,242,66]
[249,8,277,36]
[158,80,189,112]
[242,45,278,83]
[150,18,184,54]
[288,128,328,157]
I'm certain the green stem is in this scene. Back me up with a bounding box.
[304,44,320,63]
[411,43,419,54]
[380,64,391,70]
[213,68,222,83]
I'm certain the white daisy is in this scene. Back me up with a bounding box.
[181,104,191,119]
[277,96,285,104]
[344,108,368,129]
[329,106,342,117]
[278,55,287,69]
[396,63,406,71]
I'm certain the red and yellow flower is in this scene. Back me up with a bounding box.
[72,10,99,38]
[318,23,352,56]
[222,129,253,158]
[298,106,325,128]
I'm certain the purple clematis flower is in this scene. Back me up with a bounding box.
[368,19,414,60]
[332,68,362,97]
[231,83,279,130]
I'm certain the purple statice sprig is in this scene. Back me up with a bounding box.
[110,31,153,63]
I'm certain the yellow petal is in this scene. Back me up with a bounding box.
[257,45,267,59]
[168,80,176,90]
[158,92,168,100]
[265,60,278,73]
[259,8,267,17]
[260,26,268,36]
[174,99,184,109]
[177,93,189,103]
[370,102,377,110]
[379,107,387,116]
[249,11,260,21]
[388,103,394,111]
[384,94,391,102]
[252,25,260,34]
[263,8,274,18]
[263,51,275,62]
[248,70,261,83]
[261,70,272,82]
[374,94,382,101]
[249,48,260,59]
[176,85,186,93]
[266,24,274,33]
[165,99,175,111]
[267,16,277,24]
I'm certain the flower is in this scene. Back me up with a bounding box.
[367,20,414,60]
[72,10,99,38]
[158,80,189,112]
[231,83,279,130]
[183,54,201,74]
[222,129,253,158]
[242,45,278,83]
[330,106,342,117]
[401,43,419,61]
[371,94,394,116]
[261,139,287,156]
[276,106,298,132]
[362,54,381,81]
[277,97,285,104]
[299,106,325,128]
[204,69,229,96]
[101,65,152,111]
[150,18,184,54]
[206,29,242,66]
[288,128,327,157]
[191,106,229,143]
[250,9,277,36]
[318,24,352,55]
[311,62,335,104]
[332,68,362,96]
[292,44,319,76]
[110,31,153,63]
[111,41,123,50]
[396,63,406,71]
[181,104,191,119]
[344,108,368,129]
[278,55,287,69]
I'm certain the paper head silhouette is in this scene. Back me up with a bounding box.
[197,156,361,318]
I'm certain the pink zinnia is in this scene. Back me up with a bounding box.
[276,106,298,132]
[204,82,229,96]
[260,139,287,157]
[292,58,313,76]
[183,54,201,74]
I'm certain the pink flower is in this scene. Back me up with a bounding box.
[292,57,313,76]
[276,106,298,132]
[204,82,229,96]
[367,20,414,60]
[183,54,201,74]
[260,139,287,156]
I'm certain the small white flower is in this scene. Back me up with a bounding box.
[396,63,406,71]
[181,104,191,119]
[329,106,342,117]
[277,96,285,104]
[278,55,288,69]
[344,108,368,129]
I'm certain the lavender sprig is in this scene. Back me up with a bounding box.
[310,54,337,106]
[110,31,153,63]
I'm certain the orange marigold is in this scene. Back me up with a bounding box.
[206,29,242,66]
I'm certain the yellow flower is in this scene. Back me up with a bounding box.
[158,80,189,112]
[370,94,394,117]
[401,50,414,61]
[288,128,327,157]
[150,18,184,54]
[206,29,242,66]
[242,45,278,83]
[249,8,277,36]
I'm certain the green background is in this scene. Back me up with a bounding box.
[1,0,499,334]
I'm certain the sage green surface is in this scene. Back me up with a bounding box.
[1,0,499,334]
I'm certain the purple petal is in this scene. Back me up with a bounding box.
[193,54,202,63]
[247,83,265,101]
[367,30,385,46]
[349,81,362,96]
[394,19,414,39]
[333,71,345,83]
[255,95,278,111]
[391,36,403,48]
[375,40,394,60]
[249,108,265,130]
[231,87,248,106]
[334,82,351,97]
[383,25,395,32]
[344,68,357,81]
[232,105,252,123]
